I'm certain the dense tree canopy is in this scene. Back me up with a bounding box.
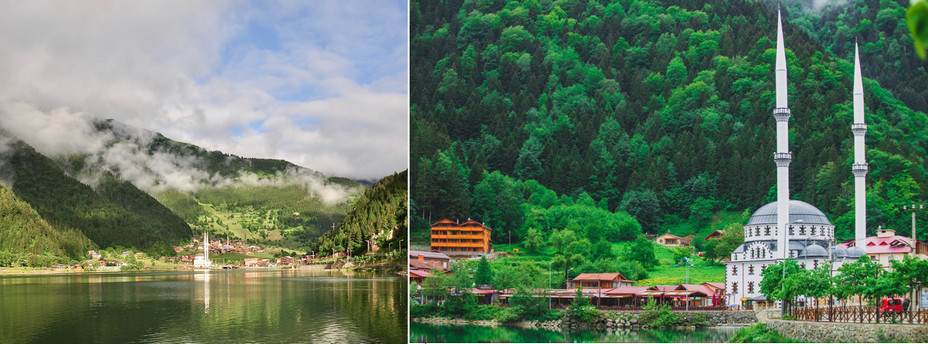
[411,0,928,244]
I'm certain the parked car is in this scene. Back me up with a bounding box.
[879,298,903,313]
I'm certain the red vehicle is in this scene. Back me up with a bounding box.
[879,298,903,313]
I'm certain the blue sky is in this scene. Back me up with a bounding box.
[0,0,408,180]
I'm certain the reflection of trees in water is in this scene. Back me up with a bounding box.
[410,323,743,343]
[0,270,405,343]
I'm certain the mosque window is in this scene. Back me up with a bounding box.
[811,227,816,236]
[800,226,806,235]
[749,265,754,275]
[732,283,738,294]
[789,226,795,235]
[814,260,818,269]
[765,227,770,236]
[800,263,806,269]
[748,282,754,293]
[732,266,738,275]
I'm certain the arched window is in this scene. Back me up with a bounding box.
[733,266,738,275]
[732,282,739,294]
[765,227,770,236]
[748,282,754,293]
[789,226,795,235]
[811,227,816,236]
[800,226,806,235]
[749,265,754,275]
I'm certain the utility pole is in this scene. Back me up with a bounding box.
[904,204,925,255]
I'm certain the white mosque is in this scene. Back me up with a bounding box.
[723,8,870,308]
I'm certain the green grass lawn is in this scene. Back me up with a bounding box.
[487,237,725,287]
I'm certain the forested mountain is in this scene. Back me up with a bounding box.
[410,0,928,244]
[3,138,190,256]
[0,116,365,261]
[0,185,94,265]
[313,170,407,256]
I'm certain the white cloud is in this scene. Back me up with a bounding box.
[0,0,407,181]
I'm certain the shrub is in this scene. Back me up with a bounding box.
[570,305,601,323]
[410,303,441,318]
[729,323,800,343]
[640,297,681,328]
[464,305,499,321]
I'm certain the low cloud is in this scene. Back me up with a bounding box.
[0,1,407,181]
[0,101,359,204]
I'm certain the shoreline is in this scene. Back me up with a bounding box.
[411,317,748,330]
[0,265,408,276]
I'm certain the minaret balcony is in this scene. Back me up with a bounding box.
[852,163,868,177]
[774,152,792,167]
[773,108,791,122]
[851,123,867,136]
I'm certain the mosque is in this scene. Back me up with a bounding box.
[723,8,870,308]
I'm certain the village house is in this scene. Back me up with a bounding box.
[567,273,635,289]
[277,256,295,265]
[409,250,451,269]
[655,233,689,247]
[429,218,492,257]
[839,228,928,267]
[704,230,724,241]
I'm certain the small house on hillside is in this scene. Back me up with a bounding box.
[655,233,686,246]
[704,230,724,241]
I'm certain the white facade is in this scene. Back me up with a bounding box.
[194,231,213,269]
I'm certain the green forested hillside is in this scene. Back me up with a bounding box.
[155,184,353,251]
[7,140,190,256]
[313,170,408,256]
[0,185,94,265]
[410,0,928,245]
[0,117,365,262]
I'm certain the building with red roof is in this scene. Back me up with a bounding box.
[838,228,928,267]
[568,273,635,289]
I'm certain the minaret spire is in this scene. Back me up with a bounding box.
[773,7,792,261]
[852,42,868,248]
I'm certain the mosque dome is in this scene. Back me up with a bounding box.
[801,244,828,258]
[833,246,848,258]
[746,200,832,226]
[846,246,867,259]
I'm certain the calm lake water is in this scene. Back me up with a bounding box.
[410,322,742,343]
[0,269,406,344]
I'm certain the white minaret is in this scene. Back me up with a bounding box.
[852,42,868,247]
[204,231,209,262]
[773,8,792,260]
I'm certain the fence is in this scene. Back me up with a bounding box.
[792,306,928,324]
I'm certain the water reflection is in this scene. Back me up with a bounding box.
[410,322,742,343]
[0,269,406,343]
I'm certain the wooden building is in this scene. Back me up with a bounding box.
[567,273,635,289]
[429,218,492,256]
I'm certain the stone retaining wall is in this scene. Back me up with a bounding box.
[575,310,755,329]
[766,319,928,343]
[413,310,755,330]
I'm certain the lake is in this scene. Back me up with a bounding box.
[410,322,743,343]
[0,269,406,343]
